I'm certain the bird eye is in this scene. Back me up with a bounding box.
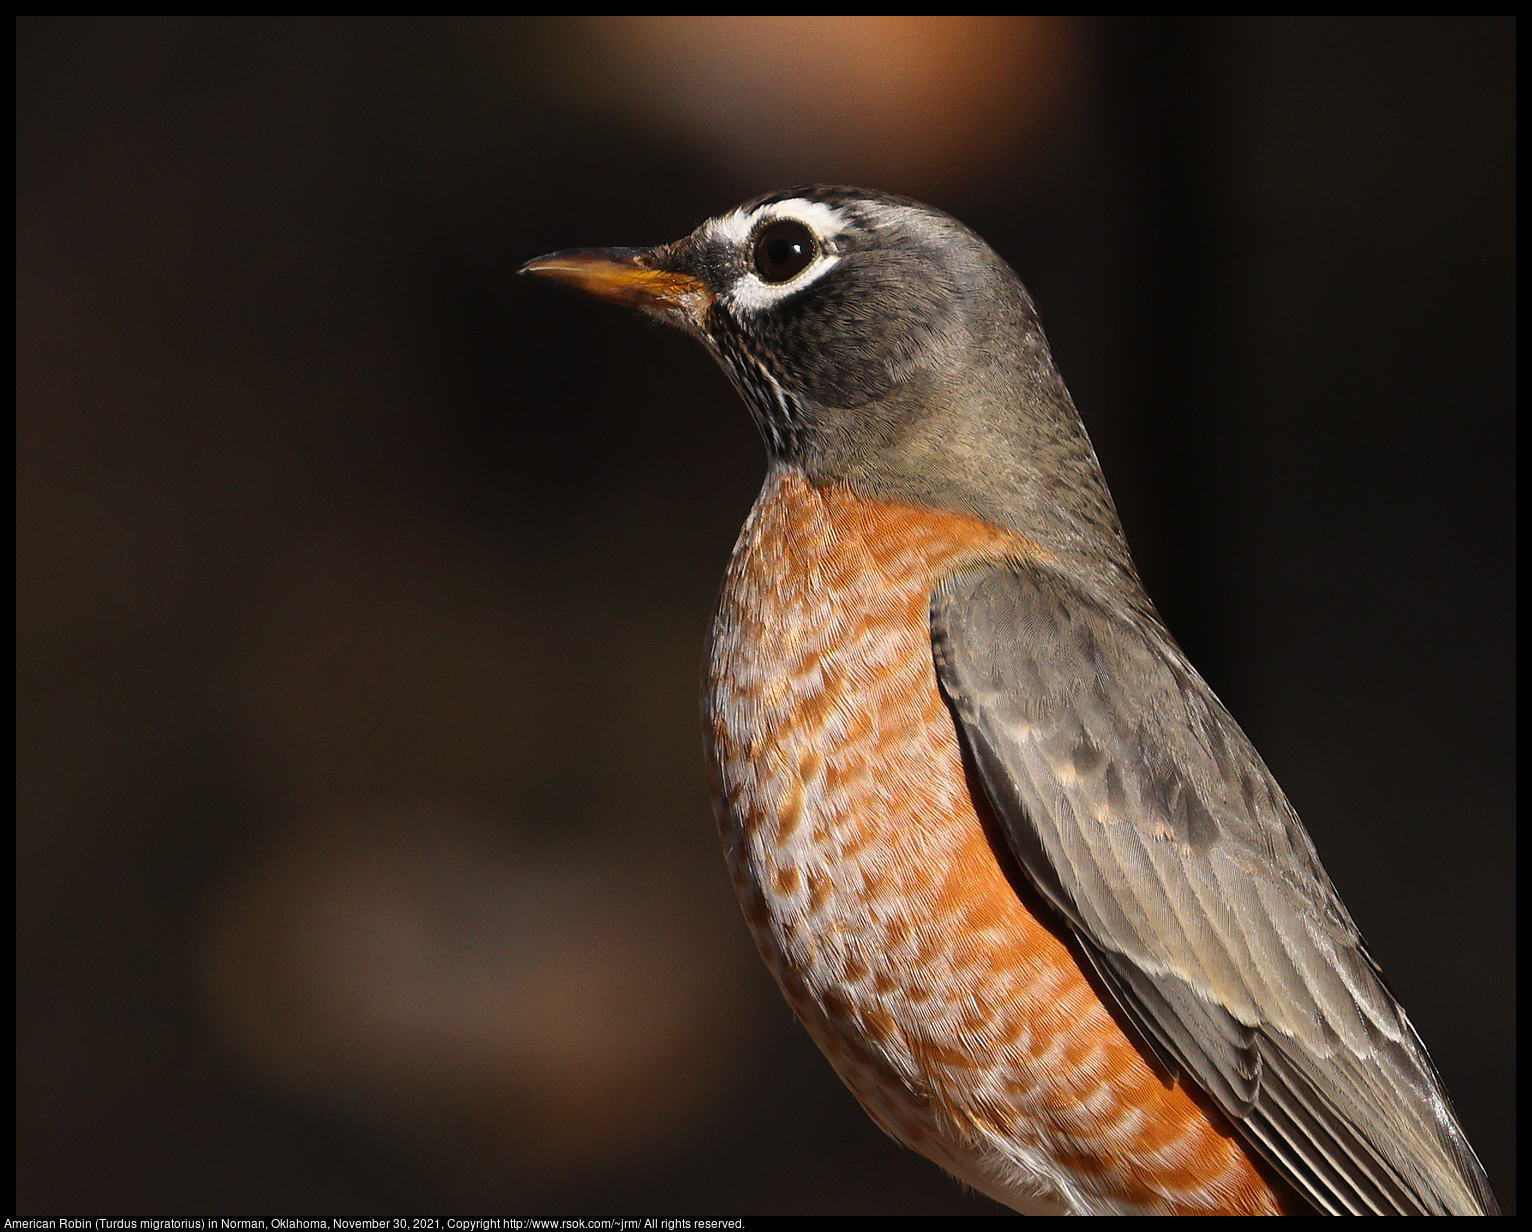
[753,220,816,283]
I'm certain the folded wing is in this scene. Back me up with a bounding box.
[929,560,1497,1215]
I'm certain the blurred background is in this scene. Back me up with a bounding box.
[17,17,1513,1215]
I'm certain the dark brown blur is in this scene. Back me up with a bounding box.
[17,17,1514,1215]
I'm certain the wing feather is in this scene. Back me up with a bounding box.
[930,560,1497,1215]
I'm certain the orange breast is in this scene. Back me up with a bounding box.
[703,467,1294,1215]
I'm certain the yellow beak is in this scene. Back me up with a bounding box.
[519,247,712,319]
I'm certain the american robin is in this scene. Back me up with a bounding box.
[521,186,1498,1215]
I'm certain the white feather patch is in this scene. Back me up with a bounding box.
[706,198,852,316]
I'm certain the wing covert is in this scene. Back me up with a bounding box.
[929,559,1497,1216]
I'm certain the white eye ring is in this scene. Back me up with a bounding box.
[707,198,848,316]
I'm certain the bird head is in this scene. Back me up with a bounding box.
[522,186,1137,591]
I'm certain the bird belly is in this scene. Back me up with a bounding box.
[703,467,1289,1216]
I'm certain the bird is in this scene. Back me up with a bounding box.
[520,186,1499,1215]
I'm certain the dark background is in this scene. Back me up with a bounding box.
[18,17,1514,1215]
